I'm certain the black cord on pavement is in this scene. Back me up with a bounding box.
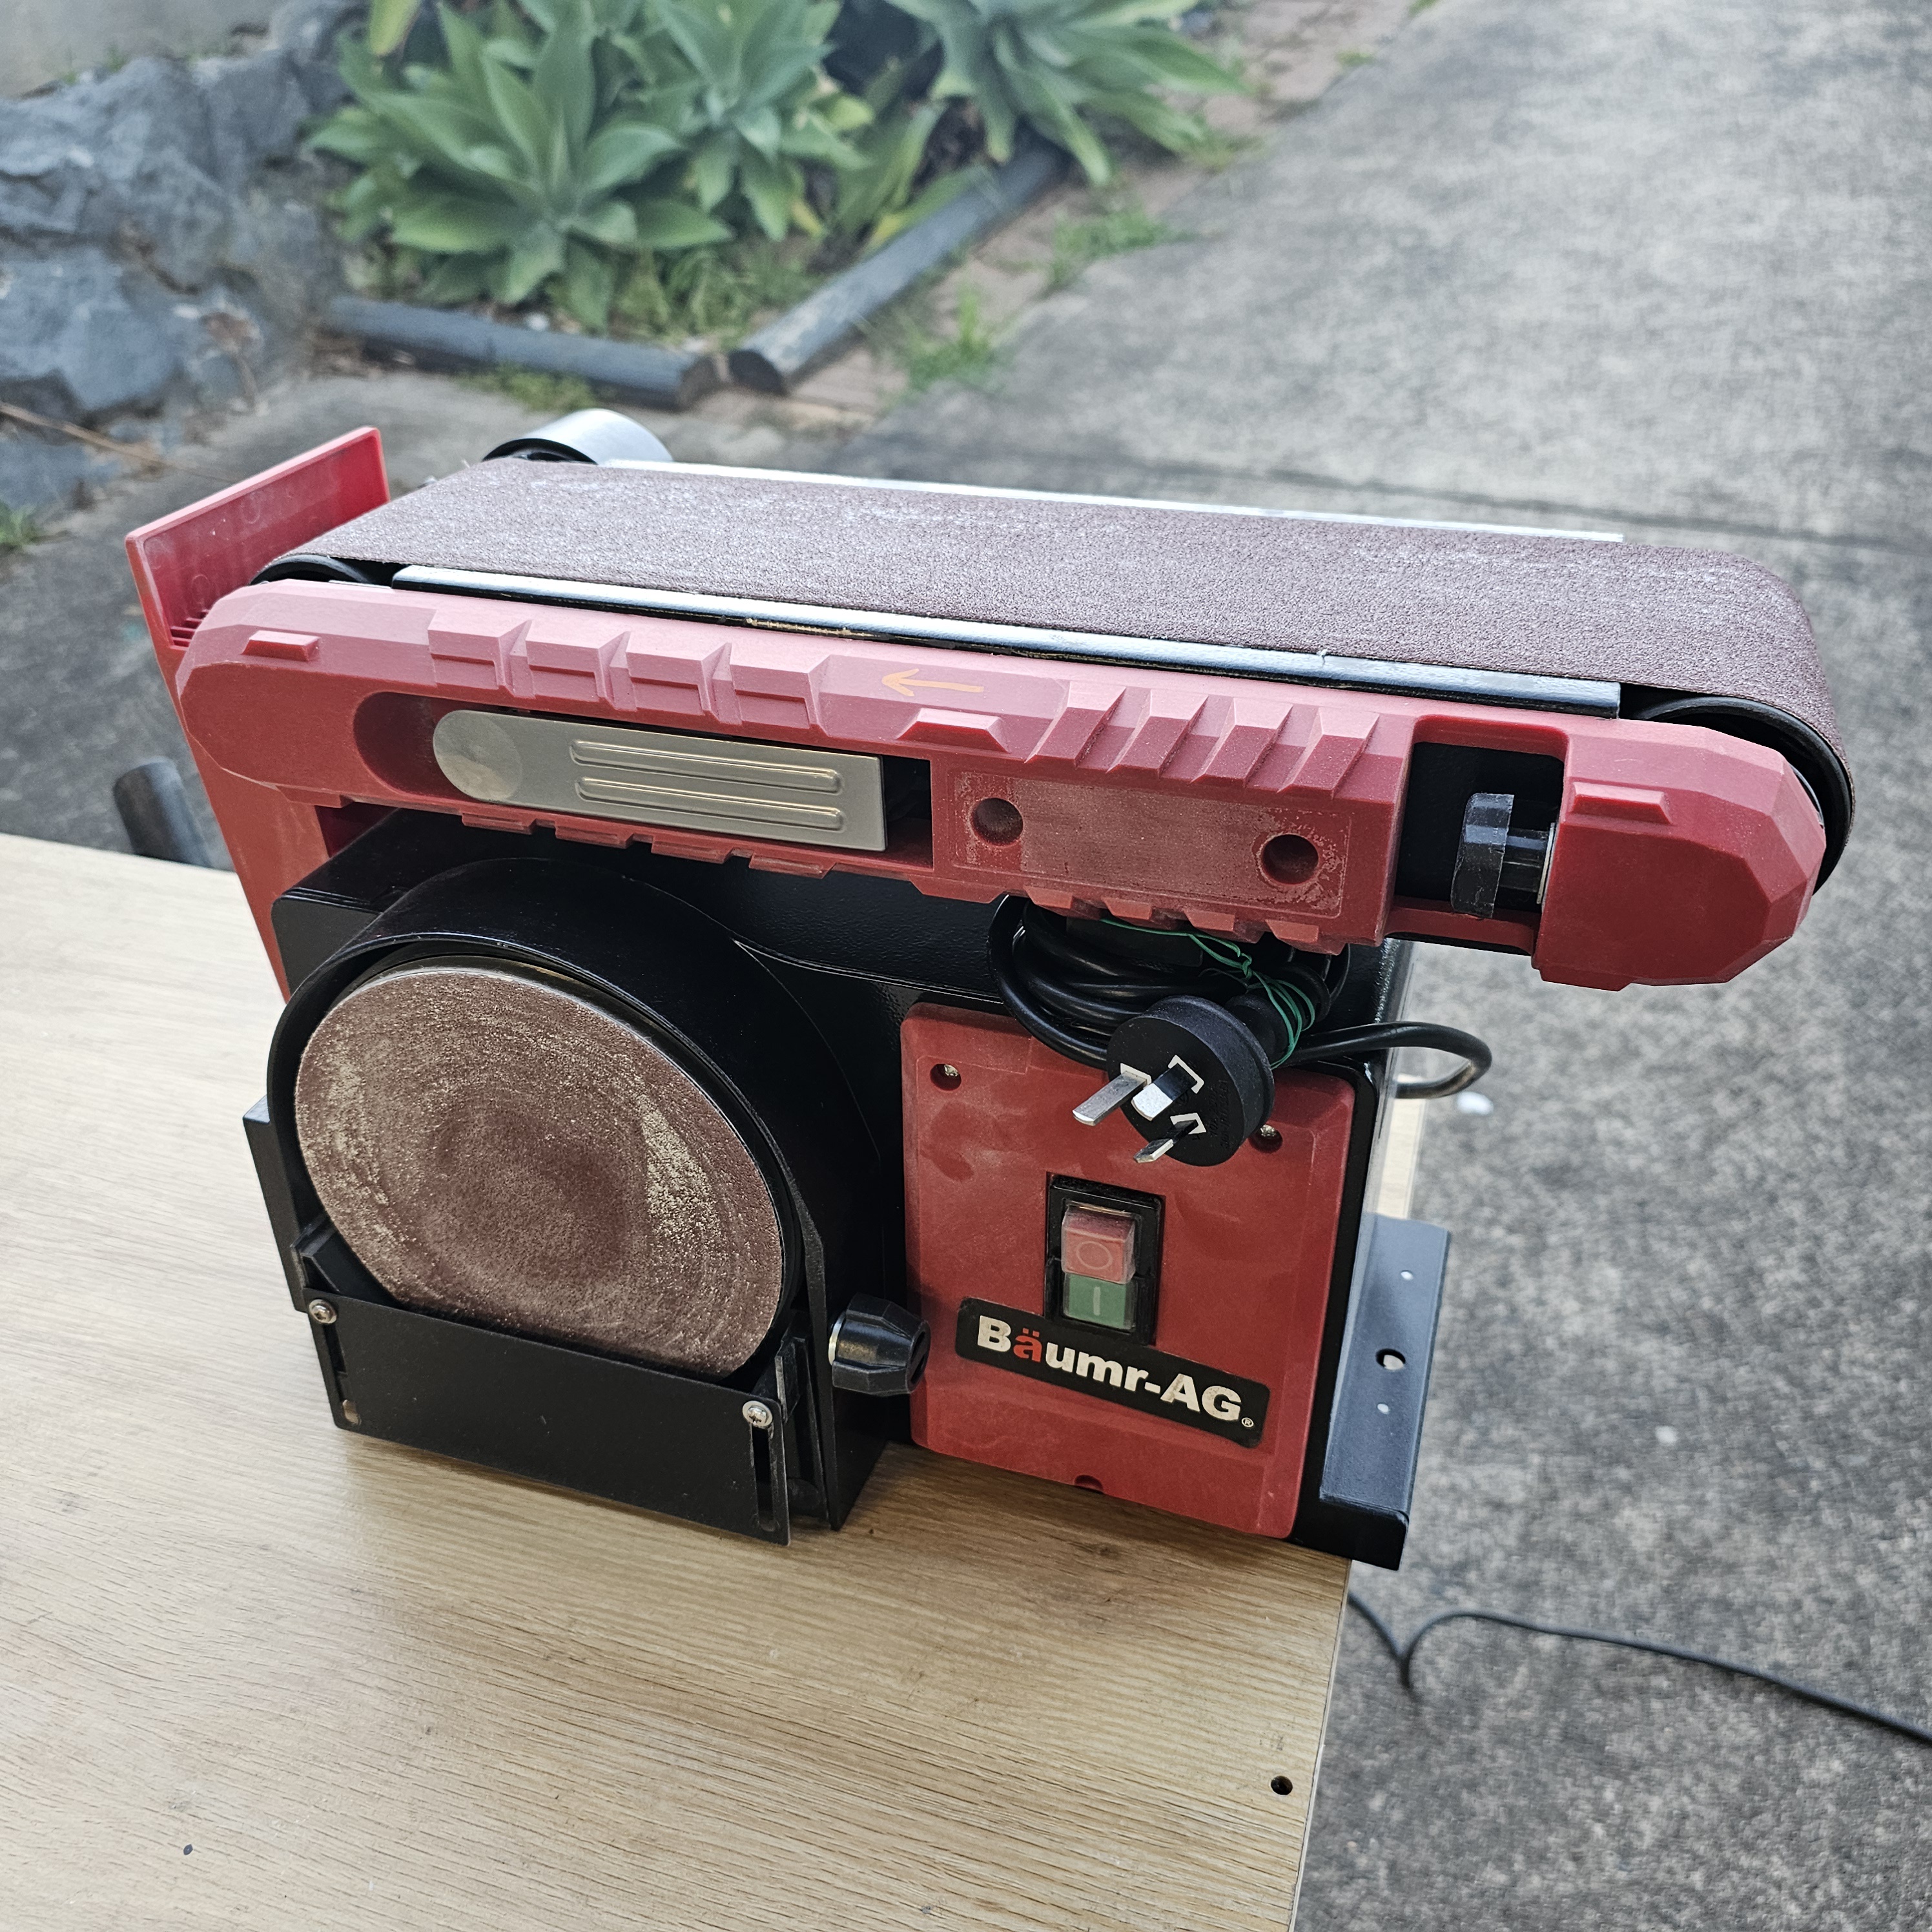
[1346,1594,1932,1749]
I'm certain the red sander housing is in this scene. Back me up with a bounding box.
[127,411,1849,1565]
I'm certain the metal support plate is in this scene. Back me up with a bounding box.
[1315,1211,1451,1568]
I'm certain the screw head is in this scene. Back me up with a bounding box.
[307,1299,337,1325]
[741,1399,775,1430]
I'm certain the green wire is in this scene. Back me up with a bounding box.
[1101,918,1320,1066]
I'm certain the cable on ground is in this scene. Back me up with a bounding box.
[1346,1594,1932,1749]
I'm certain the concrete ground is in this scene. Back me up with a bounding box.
[832,1,1932,1926]
[1,0,1927,1924]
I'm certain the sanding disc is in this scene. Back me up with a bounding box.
[294,960,786,1374]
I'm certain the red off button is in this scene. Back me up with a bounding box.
[1061,1205,1135,1284]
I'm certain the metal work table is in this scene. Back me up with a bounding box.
[0,831,1401,1930]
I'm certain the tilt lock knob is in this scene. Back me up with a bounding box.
[1072,992,1282,1167]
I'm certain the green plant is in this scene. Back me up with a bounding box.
[648,0,871,238]
[893,285,1001,389]
[1409,0,1439,13]
[0,504,43,556]
[459,365,600,408]
[1045,198,1177,289]
[613,236,821,340]
[367,0,427,56]
[1335,46,1373,67]
[882,0,1239,183]
[313,0,729,327]
[831,63,985,248]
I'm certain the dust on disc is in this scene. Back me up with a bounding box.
[294,961,785,1374]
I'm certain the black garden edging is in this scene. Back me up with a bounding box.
[322,134,1069,411]
[730,135,1069,394]
[322,296,720,409]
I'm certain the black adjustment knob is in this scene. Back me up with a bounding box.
[1451,791,1553,918]
[828,1296,930,1395]
[1074,993,1275,1168]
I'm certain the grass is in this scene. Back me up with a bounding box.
[1410,0,1439,12]
[890,288,1003,394]
[0,504,44,557]
[458,367,597,413]
[1337,48,1375,67]
[611,240,820,349]
[1047,202,1182,292]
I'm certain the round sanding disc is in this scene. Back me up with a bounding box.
[294,961,786,1374]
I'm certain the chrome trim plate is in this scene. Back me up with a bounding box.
[431,709,889,850]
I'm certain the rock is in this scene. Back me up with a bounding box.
[0,0,356,502]
[0,249,185,420]
[0,429,93,517]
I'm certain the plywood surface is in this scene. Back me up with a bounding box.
[0,832,1351,1931]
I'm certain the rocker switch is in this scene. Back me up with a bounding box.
[1061,1206,1135,1284]
[1046,1179,1164,1342]
[1059,1204,1137,1331]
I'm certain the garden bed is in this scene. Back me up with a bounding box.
[309,0,1240,403]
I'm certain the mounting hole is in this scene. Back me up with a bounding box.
[1377,1350,1407,1371]
[1270,1775,1295,1796]
[1250,1125,1283,1153]
[1074,1474,1104,1492]
[930,1063,962,1090]
[1259,834,1319,885]
[972,797,1024,845]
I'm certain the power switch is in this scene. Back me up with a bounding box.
[1062,1206,1135,1284]
[1058,1202,1140,1332]
[1046,1177,1164,1341]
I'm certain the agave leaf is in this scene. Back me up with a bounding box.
[688,130,738,210]
[560,240,619,327]
[533,0,599,156]
[419,252,494,302]
[632,197,734,247]
[390,191,529,254]
[496,226,570,303]
[1089,85,1205,150]
[866,156,980,247]
[336,167,401,240]
[368,0,424,58]
[460,141,528,185]
[481,49,556,176]
[582,119,684,194]
[737,105,784,157]
[820,89,875,132]
[738,146,799,239]
[435,3,491,101]
[570,196,639,247]
[374,92,502,174]
[1104,27,1239,89]
[307,107,395,166]
[656,0,737,90]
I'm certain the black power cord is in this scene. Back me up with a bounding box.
[1346,1594,1932,1749]
[987,897,1492,1099]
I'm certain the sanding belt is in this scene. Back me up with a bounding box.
[302,460,1849,772]
[283,465,1853,1371]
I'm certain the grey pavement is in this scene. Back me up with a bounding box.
[837,1,1932,1926]
[1,0,1927,1924]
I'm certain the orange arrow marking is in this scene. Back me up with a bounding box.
[882,669,985,699]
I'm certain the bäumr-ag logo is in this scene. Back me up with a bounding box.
[955,1300,1270,1447]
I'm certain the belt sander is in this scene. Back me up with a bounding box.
[126,409,1849,1564]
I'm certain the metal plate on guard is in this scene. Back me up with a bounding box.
[433,709,888,850]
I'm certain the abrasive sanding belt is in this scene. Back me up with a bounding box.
[299,460,1848,765]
